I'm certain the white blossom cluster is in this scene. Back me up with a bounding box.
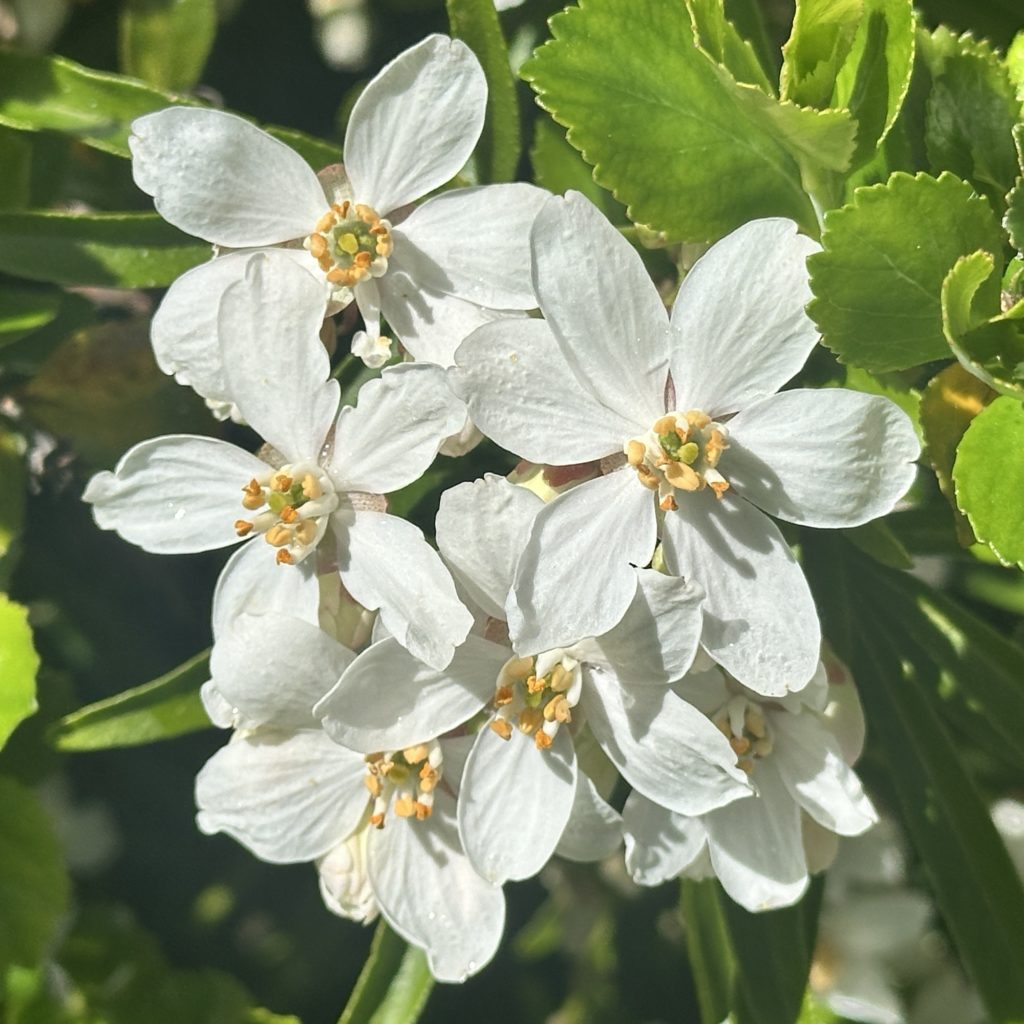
[83,35,920,982]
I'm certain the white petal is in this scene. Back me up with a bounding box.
[211,614,354,730]
[435,475,542,620]
[726,389,919,528]
[594,569,704,686]
[218,252,338,463]
[672,665,731,716]
[335,511,472,670]
[583,665,751,815]
[354,277,382,346]
[508,470,657,653]
[195,731,367,863]
[211,537,321,637]
[823,679,867,765]
[532,192,669,424]
[344,35,486,215]
[803,815,839,873]
[152,248,323,407]
[315,635,506,751]
[451,318,637,462]
[622,792,706,886]
[328,363,464,493]
[772,713,877,835]
[669,218,820,416]
[555,773,623,863]
[83,435,264,554]
[660,493,821,697]
[396,184,547,308]
[704,760,808,911]
[130,107,326,246]
[458,725,576,883]
[201,680,236,728]
[368,790,504,983]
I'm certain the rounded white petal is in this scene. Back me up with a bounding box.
[451,318,637,463]
[368,790,504,983]
[328,363,464,493]
[669,218,821,416]
[316,635,506,752]
[555,772,623,863]
[130,107,327,246]
[318,830,378,924]
[583,665,751,815]
[218,252,338,463]
[532,192,669,425]
[195,731,368,863]
[344,35,486,215]
[823,678,867,765]
[397,183,548,308]
[83,435,265,554]
[335,511,473,670]
[507,470,657,654]
[622,792,707,886]
[726,389,919,528]
[660,493,821,697]
[436,475,543,620]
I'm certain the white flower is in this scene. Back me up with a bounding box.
[451,193,920,696]
[195,612,505,982]
[315,474,752,885]
[622,661,877,911]
[131,34,547,403]
[83,254,471,669]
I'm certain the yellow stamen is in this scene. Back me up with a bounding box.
[627,440,646,466]
[279,505,299,524]
[234,519,254,537]
[402,744,429,764]
[276,549,294,565]
[272,474,293,492]
[265,524,291,547]
[301,474,322,500]
[393,796,415,818]
[490,718,513,740]
[534,730,553,750]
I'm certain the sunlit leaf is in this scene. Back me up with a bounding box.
[120,0,217,92]
[0,595,39,750]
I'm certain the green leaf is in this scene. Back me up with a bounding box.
[120,0,216,91]
[807,171,1003,372]
[337,921,433,1024]
[0,126,32,211]
[0,776,70,971]
[1009,30,1024,99]
[50,649,210,751]
[1004,122,1023,255]
[781,0,863,109]
[0,596,39,750]
[0,286,62,348]
[686,0,775,93]
[522,0,821,241]
[679,879,735,1024]
[805,535,1024,1022]
[842,518,914,569]
[447,0,520,183]
[0,210,207,287]
[953,396,1024,570]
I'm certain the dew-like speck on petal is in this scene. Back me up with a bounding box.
[173,507,187,520]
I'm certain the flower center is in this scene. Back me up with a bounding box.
[711,695,773,775]
[304,201,393,293]
[488,651,582,751]
[625,411,730,511]
[364,741,444,827]
[233,461,338,565]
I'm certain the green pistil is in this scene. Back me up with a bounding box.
[659,431,684,460]
[332,220,375,260]
[266,481,308,515]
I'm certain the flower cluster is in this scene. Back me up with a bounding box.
[83,35,920,981]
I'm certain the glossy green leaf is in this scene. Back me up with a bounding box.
[679,879,735,1024]
[0,210,208,287]
[120,0,216,91]
[447,0,520,183]
[687,0,774,93]
[0,596,39,750]
[805,536,1024,1022]
[0,286,62,348]
[808,171,1003,372]
[0,776,70,971]
[954,396,1024,570]
[522,0,823,241]
[50,649,210,751]
[337,920,433,1024]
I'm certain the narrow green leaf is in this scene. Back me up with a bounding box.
[50,649,210,751]
[0,210,207,288]
[0,286,62,348]
[954,396,1024,570]
[0,596,39,750]
[522,0,820,241]
[679,879,735,1024]
[0,776,70,971]
[447,0,520,183]
[686,0,775,93]
[0,126,31,211]
[842,519,914,569]
[120,0,216,91]
[808,171,1003,372]
[338,921,433,1024]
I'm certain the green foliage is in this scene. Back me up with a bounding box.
[0,127,32,211]
[120,0,217,92]
[953,397,1024,570]
[0,287,62,349]
[807,171,1003,371]
[680,880,735,1024]
[688,0,775,92]
[0,596,39,750]
[50,650,210,751]
[1002,123,1023,255]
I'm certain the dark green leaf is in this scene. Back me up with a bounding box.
[679,879,735,1024]
[0,596,39,750]
[0,126,32,211]
[842,519,914,569]
[50,649,210,751]
[0,286,62,348]
[447,0,521,183]
[1004,123,1023,256]
[687,0,775,93]
[808,171,1003,372]
[120,0,217,91]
